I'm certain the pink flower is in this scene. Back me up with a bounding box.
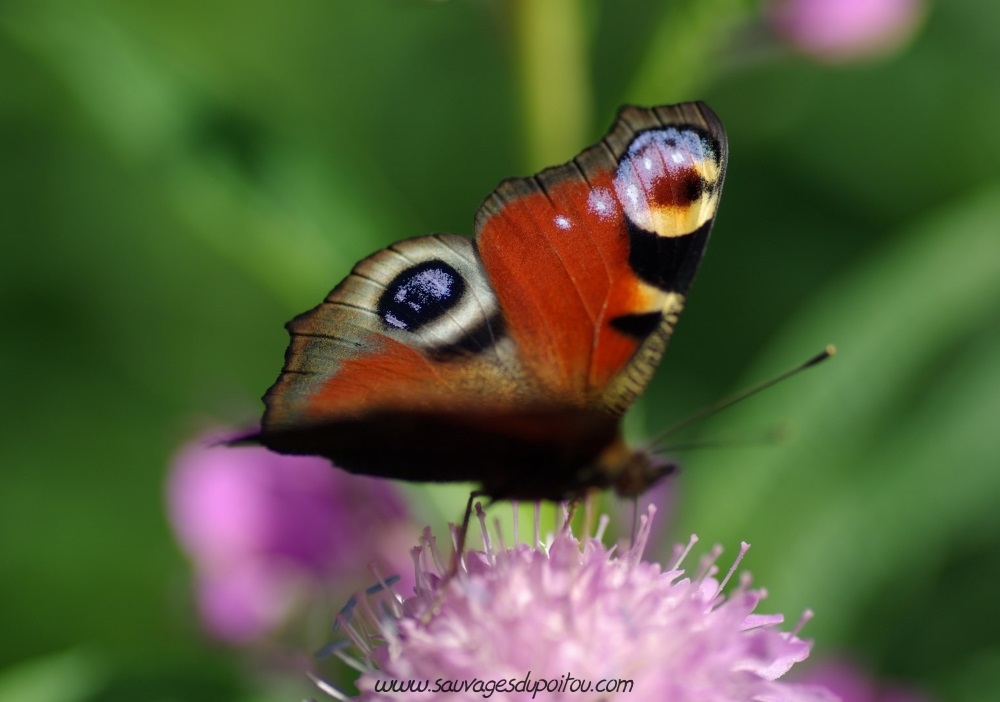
[317,505,837,701]
[767,0,925,62]
[193,560,305,643]
[799,658,934,702]
[166,431,416,642]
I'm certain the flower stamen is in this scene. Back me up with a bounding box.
[670,532,699,570]
[717,540,752,595]
[308,671,351,702]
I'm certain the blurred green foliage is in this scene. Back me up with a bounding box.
[1,0,998,700]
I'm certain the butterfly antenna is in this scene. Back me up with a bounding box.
[656,423,792,452]
[647,345,835,452]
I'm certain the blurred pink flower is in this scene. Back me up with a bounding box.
[318,505,837,702]
[167,431,417,642]
[194,560,305,643]
[767,0,925,62]
[799,658,934,702]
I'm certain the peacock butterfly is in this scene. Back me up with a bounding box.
[247,102,727,502]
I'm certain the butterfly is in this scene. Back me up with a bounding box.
[249,101,727,502]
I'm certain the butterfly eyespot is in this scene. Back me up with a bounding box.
[614,126,718,235]
[377,260,466,332]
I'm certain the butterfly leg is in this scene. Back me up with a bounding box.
[561,499,582,534]
[448,489,487,579]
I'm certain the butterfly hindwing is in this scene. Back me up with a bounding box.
[262,233,530,429]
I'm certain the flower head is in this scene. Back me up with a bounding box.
[166,430,416,642]
[767,0,925,62]
[320,504,836,701]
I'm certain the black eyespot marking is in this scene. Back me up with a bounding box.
[609,311,663,339]
[378,260,465,332]
[628,218,713,293]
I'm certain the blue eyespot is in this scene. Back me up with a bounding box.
[378,260,465,332]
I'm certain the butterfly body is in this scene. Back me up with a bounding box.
[252,102,728,501]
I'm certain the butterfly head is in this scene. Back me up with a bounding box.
[597,438,678,498]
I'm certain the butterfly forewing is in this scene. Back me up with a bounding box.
[475,102,727,414]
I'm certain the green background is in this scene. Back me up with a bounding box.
[1,0,998,700]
